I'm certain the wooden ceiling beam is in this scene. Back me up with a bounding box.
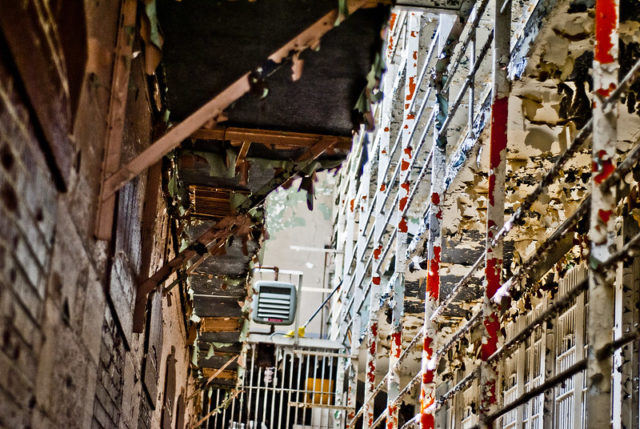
[192,126,352,151]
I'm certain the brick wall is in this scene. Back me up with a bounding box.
[0,2,197,428]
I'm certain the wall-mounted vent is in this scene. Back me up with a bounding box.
[252,281,296,325]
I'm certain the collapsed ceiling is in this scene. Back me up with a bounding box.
[153,0,390,387]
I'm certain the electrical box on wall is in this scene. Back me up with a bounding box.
[252,281,297,325]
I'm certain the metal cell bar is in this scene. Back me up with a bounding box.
[387,276,404,428]
[286,351,295,429]
[246,345,255,425]
[255,366,262,426]
[480,0,510,420]
[222,389,227,428]
[270,362,277,429]
[586,0,619,424]
[419,13,449,426]
[303,352,312,425]
[278,349,286,428]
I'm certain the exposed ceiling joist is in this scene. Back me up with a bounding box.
[192,126,352,151]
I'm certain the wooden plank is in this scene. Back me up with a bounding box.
[201,317,242,332]
[192,126,352,150]
[202,368,237,381]
[102,0,368,200]
[94,0,138,240]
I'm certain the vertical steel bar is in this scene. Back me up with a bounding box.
[303,353,312,425]
[468,29,476,133]
[214,389,220,429]
[255,366,262,426]
[296,351,304,425]
[278,348,286,428]
[586,0,619,424]
[231,388,236,427]
[362,309,379,429]
[386,274,404,429]
[419,16,448,426]
[334,356,345,429]
[286,350,295,429]
[321,353,327,406]
[261,367,268,425]
[247,345,255,426]
[346,318,361,425]
[480,0,510,424]
[222,389,228,428]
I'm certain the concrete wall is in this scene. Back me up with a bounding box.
[0,2,196,428]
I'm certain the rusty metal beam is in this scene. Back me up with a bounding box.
[192,126,352,151]
[94,0,138,240]
[99,0,368,206]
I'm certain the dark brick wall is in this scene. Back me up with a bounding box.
[0,2,196,429]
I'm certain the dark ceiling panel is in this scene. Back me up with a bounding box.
[158,0,388,135]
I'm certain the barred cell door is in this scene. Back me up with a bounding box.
[201,340,351,429]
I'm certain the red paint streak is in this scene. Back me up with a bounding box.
[404,124,409,129]
[489,97,508,169]
[350,199,354,212]
[381,149,387,155]
[423,337,433,358]
[420,413,435,429]
[367,360,376,384]
[595,0,617,64]
[392,331,402,357]
[401,160,410,171]
[380,183,386,192]
[399,217,408,232]
[404,146,413,158]
[389,12,398,31]
[426,246,441,300]
[407,113,415,120]
[481,312,500,360]
[387,406,398,429]
[436,210,442,220]
[488,173,496,207]
[598,209,612,223]
[362,195,367,200]
[371,323,378,337]
[485,257,502,299]
[373,245,383,260]
[413,51,418,60]
[593,150,615,184]
[399,197,408,211]
[388,36,394,53]
[596,82,616,97]
[384,126,390,132]
[431,192,440,205]
[406,77,416,101]
[422,369,434,384]
[485,380,497,405]
[401,181,410,192]
[410,30,417,38]
[372,276,381,285]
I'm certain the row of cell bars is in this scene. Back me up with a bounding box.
[335,0,640,427]
[200,343,350,429]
